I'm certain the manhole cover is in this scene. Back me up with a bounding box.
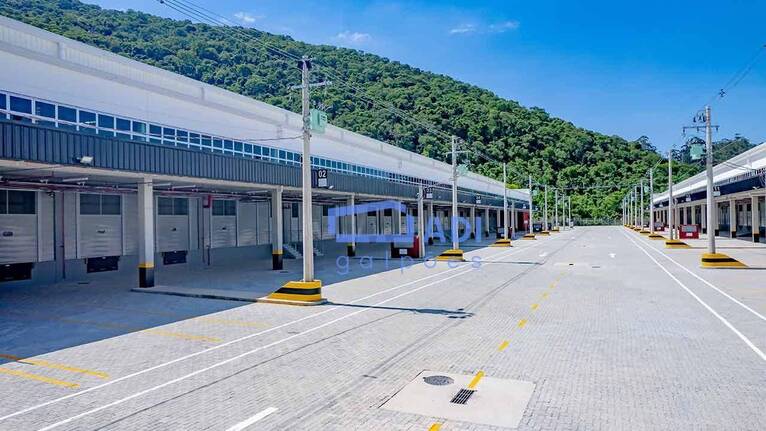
[423,375,454,386]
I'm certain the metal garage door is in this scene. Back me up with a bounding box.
[78,193,123,258]
[156,196,190,252]
[0,189,37,264]
[211,199,236,248]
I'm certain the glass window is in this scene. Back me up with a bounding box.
[279,150,286,160]
[173,198,189,215]
[98,114,114,129]
[79,110,96,126]
[244,143,253,154]
[0,93,6,110]
[176,130,188,143]
[213,139,223,152]
[57,106,76,130]
[234,141,243,152]
[79,193,101,215]
[0,190,6,214]
[212,200,224,216]
[157,197,174,215]
[224,140,233,151]
[132,121,146,134]
[101,194,121,215]
[201,135,211,147]
[189,133,200,146]
[116,118,131,131]
[9,96,32,113]
[224,200,236,216]
[292,203,299,218]
[163,127,175,142]
[35,101,55,118]
[7,190,35,214]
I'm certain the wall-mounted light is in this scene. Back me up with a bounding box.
[75,156,94,165]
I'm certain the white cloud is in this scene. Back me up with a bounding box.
[234,12,263,25]
[489,20,520,33]
[334,31,372,45]
[449,24,477,35]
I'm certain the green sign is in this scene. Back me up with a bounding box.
[690,143,705,161]
[310,108,328,133]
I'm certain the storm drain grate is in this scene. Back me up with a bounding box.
[450,389,476,405]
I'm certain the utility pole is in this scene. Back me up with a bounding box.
[568,196,571,227]
[543,184,549,232]
[704,105,716,254]
[649,169,655,234]
[668,149,674,239]
[554,189,559,229]
[451,135,459,251]
[503,163,509,240]
[299,56,315,282]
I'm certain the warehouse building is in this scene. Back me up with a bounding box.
[0,16,530,288]
[652,142,766,242]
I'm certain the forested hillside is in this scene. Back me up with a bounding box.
[1,0,704,219]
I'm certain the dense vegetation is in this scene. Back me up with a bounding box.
[3,0,737,219]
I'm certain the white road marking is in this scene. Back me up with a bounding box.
[609,253,616,259]
[635,235,765,322]
[225,407,278,431]
[623,230,766,362]
[539,252,548,257]
[0,244,535,425]
[35,248,529,431]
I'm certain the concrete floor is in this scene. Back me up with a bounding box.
[0,227,763,431]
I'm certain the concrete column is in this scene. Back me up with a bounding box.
[713,201,719,236]
[417,188,425,257]
[752,195,759,243]
[701,204,706,234]
[470,206,476,239]
[511,204,517,237]
[484,207,490,237]
[427,201,434,245]
[271,187,284,269]
[729,200,737,238]
[347,195,356,256]
[496,208,502,238]
[138,179,155,288]
[691,204,696,225]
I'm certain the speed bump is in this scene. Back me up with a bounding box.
[262,280,326,305]
[700,253,747,268]
[491,239,512,247]
[522,233,536,240]
[436,249,466,262]
[665,239,690,249]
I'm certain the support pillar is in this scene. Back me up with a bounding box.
[484,207,490,237]
[701,204,706,234]
[729,200,737,238]
[418,187,425,258]
[271,187,284,269]
[137,179,155,288]
[752,195,760,243]
[470,206,476,239]
[511,204,516,238]
[713,201,719,236]
[347,195,356,256]
[496,207,502,238]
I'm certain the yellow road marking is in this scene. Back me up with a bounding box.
[195,317,269,329]
[143,329,221,343]
[518,319,527,328]
[0,367,80,389]
[498,340,510,351]
[530,303,539,310]
[541,292,549,299]
[467,370,485,389]
[428,423,442,431]
[0,354,108,379]
[548,282,556,289]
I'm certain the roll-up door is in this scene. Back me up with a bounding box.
[78,193,123,258]
[122,194,138,256]
[211,199,236,248]
[290,202,301,242]
[366,210,378,235]
[0,189,38,264]
[156,197,190,252]
[256,201,271,244]
[383,209,393,235]
[237,201,258,246]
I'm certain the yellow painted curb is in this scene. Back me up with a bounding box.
[665,239,690,249]
[522,233,536,240]
[648,233,665,240]
[539,231,550,236]
[639,230,650,235]
[491,239,512,247]
[435,249,466,261]
[265,279,325,305]
[700,253,747,268]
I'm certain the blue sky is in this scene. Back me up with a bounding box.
[88,0,765,152]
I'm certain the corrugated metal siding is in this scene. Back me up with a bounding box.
[0,121,508,203]
[211,216,236,248]
[0,214,37,264]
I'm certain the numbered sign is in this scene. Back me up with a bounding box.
[312,168,329,188]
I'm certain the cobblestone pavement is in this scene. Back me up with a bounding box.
[0,227,764,431]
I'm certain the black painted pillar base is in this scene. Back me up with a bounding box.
[731,231,737,239]
[272,252,283,270]
[427,237,433,245]
[138,265,154,288]
[754,234,760,243]
[714,229,719,236]
[347,244,356,257]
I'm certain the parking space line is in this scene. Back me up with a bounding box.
[428,423,442,431]
[530,303,539,310]
[517,319,527,328]
[225,407,278,431]
[194,317,269,329]
[635,235,765,322]
[0,367,80,389]
[0,354,108,379]
[0,244,536,426]
[623,230,766,361]
[498,340,510,351]
[141,329,221,343]
[467,371,485,390]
